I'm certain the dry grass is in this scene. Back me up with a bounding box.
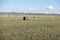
[0,15,60,40]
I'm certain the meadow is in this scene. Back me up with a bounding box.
[0,15,60,40]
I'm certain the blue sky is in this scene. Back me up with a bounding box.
[0,0,60,13]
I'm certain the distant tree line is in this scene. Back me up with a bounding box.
[0,12,60,16]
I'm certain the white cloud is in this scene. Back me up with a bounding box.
[45,5,54,10]
[20,8,35,11]
[44,11,49,13]
[44,5,57,13]
[28,8,35,11]
[20,9,24,10]
[20,8,37,13]
[48,5,54,10]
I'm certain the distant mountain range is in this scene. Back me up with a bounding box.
[0,12,60,16]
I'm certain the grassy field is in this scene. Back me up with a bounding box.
[0,15,60,40]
